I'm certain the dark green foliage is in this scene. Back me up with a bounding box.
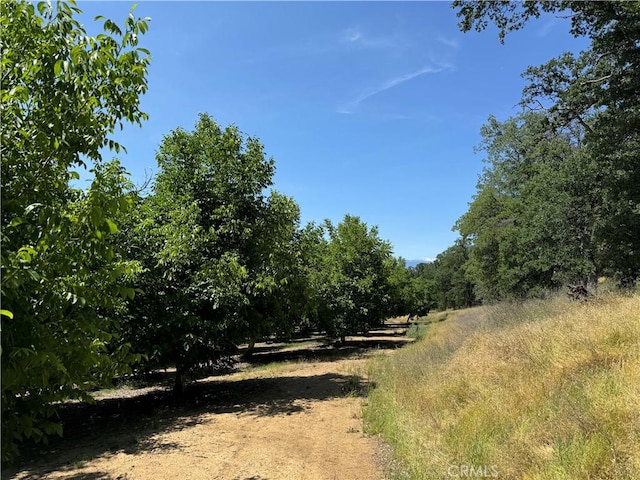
[452,0,640,296]
[1,0,150,462]
[456,111,626,301]
[455,112,603,301]
[122,114,302,391]
[314,216,395,340]
[387,257,433,319]
[407,242,477,311]
[430,240,477,310]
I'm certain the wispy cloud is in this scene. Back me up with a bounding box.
[343,28,362,43]
[536,19,556,37]
[340,27,411,50]
[436,35,459,49]
[246,27,407,63]
[337,64,451,114]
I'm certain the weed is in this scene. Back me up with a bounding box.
[405,324,429,341]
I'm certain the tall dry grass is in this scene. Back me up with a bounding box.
[365,294,640,479]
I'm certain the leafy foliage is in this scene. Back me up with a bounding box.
[452,0,640,295]
[455,112,603,301]
[122,114,302,392]
[1,0,150,462]
[387,257,433,320]
[314,215,395,341]
[406,242,477,311]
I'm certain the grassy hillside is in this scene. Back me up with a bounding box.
[365,294,640,479]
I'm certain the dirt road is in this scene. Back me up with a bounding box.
[7,330,411,480]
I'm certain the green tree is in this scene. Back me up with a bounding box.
[290,222,332,335]
[430,240,476,310]
[387,258,433,320]
[456,112,601,301]
[317,215,394,342]
[1,0,150,461]
[123,114,301,392]
[453,0,640,285]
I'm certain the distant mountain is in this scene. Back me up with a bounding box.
[405,259,432,268]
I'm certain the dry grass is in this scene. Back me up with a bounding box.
[365,294,640,479]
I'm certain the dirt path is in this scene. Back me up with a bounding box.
[7,330,411,480]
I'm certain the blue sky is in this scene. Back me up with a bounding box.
[76,1,589,261]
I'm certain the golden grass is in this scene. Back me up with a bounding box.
[365,294,640,479]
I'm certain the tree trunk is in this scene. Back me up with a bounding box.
[174,367,186,396]
[244,338,257,358]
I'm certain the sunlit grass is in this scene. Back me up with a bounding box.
[231,360,309,380]
[365,294,640,479]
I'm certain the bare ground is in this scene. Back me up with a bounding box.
[5,326,412,480]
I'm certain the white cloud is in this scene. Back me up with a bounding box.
[337,63,451,114]
[340,26,411,50]
[342,28,362,43]
[536,19,556,37]
[436,35,459,49]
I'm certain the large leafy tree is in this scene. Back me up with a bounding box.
[429,240,476,310]
[456,112,603,301]
[1,0,150,461]
[316,215,394,342]
[387,258,434,320]
[452,0,640,285]
[123,114,301,392]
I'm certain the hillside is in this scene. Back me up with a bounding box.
[365,294,640,479]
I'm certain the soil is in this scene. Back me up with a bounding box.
[5,325,412,480]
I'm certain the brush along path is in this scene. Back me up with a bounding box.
[9,328,412,480]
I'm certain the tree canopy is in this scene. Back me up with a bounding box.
[122,113,302,392]
[452,0,640,293]
[1,0,150,461]
[314,215,396,342]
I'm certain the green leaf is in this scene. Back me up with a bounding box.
[105,219,118,234]
[36,1,48,16]
[16,246,37,262]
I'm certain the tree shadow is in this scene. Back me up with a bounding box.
[5,371,371,478]
[5,331,407,477]
[10,468,118,480]
[382,322,413,329]
[245,337,411,365]
[111,331,411,389]
[361,329,411,338]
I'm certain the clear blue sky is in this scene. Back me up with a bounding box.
[77,1,589,261]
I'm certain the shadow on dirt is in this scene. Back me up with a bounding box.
[246,337,411,365]
[5,333,407,478]
[107,333,412,390]
[42,473,114,480]
[7,372,370,478]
